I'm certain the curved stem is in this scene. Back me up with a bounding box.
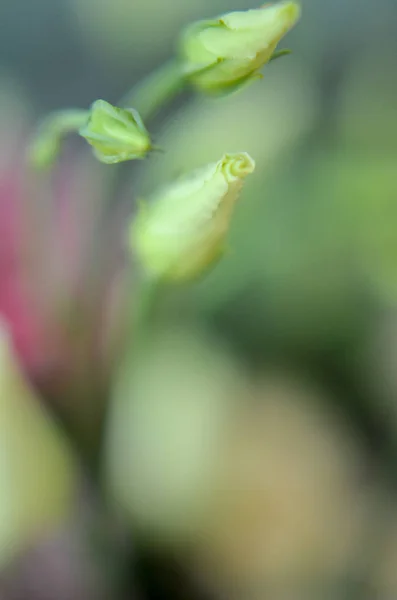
[29,109,88,169]
[42,109,89,133]
[120,59,185,121]
[30,60,185,171]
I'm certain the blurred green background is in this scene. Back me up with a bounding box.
[1,0,397,599]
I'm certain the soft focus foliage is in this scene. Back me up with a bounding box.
[1,0,397,599]
[106,325,368,596]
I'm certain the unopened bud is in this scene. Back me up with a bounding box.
[131,152,255,282]
[181,1,301,95]
[79,99,152,164]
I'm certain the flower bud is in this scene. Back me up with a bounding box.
[79,99,152,164]
[131,152,255,282]
[180,1,301,95]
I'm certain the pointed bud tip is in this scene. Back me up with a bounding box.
[222,152,256,180]
[281,1,301,24]
[260,1,301,24]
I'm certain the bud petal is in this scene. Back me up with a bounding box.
[181,1,301,95]
[79,99,152,164]
[131,152,255,282]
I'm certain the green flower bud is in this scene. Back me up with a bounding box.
[131,152,255,282]
[79,99,152,164]
[180,1,301,95]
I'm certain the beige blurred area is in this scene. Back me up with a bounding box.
[196,375,367,595]
[374,513,397,598]
[105,326,371,597]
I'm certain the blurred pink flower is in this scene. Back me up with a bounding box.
[0,156,52,373]
[0,126,130,448]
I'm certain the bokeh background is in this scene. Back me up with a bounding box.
[1,0,397,598]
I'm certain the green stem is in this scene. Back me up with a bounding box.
[120,59,185,121]
[42,109,89,133]
[131,276,164,347]
[29,109,88,169]
[93,275,163,478]
[30,59,185,171]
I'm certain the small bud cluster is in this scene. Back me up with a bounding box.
[31,1,301,282]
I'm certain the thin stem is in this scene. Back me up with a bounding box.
[120,59,185,120]
[130,275,164,348]
[29,109,88,168]
[93,275,164,479]
[41,109,89,133]
[30,59,185,171]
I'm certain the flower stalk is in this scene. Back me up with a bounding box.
[29,109,88,169]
